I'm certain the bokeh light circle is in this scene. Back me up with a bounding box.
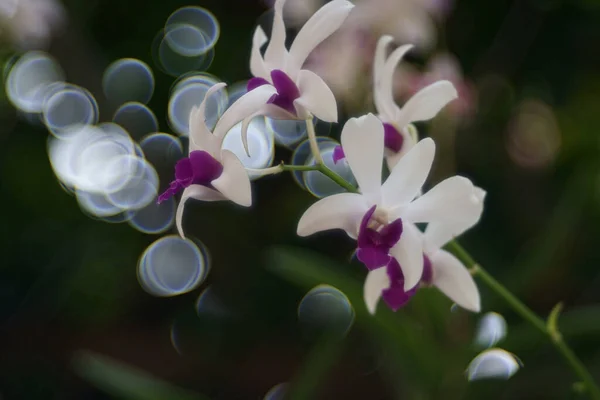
[42,83,99,137]
[139,132,183,173]
[474,312,508,349]
[290,137,336,190]
[5,51,64,113]
[151,29,215,77]
[263,383,288,400]
[105,156,159,210]
[222,118,274,176]
[138,235,209,297]
[467,349,522,381]
[113,102,158,141]
[196,286,228,317]
[298,284,354,337]
[48,124,139,195]
[295,138,356,198]
[102,58,154,105]
[168,75,226,135]
[128,195,175,234]
[165,6,220,55]
[75,190,123,218]
[267,118,307,148]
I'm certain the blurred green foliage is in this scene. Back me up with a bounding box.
[1,0,600,399]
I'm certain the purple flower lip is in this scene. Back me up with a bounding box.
[247,69,301,116]
[157,150,223,203]
[382,258,418,311]
[332,145,345,164]
[383,123,404,153]
[356,205,403,271]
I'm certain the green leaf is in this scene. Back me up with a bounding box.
[72,351,209,400]
[266,246,446,388]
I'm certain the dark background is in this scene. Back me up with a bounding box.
[1,0,600,398]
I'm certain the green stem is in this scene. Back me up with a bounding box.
[305,118,324,164]
[447,240,600,399]
[277,125,600,398]
[281,164,358,193]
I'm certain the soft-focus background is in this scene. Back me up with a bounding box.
[1,0,600,398]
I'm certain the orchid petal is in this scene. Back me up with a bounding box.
[422,185,486,250]
[286,0,354,77]
[239,104,295,156]
[294,69,337,122]
[389,222,423,291]
[213,84,278,140]
[264,0,288,68]
[430,249,480,312]
[373,35,393,88]
[379,44,413,120]
[250,26,270,79]
[340,114,384,202]
[405,176,482,225]
[176,185,225,238]
[211,150,252,207]
[396,80,457,128]
[363,267,390,315]
[382,137,434,208]
[384,129,417,170]
[297,192,369,237]
[189,82,227,157]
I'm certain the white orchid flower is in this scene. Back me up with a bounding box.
[240,0,354,152]
[297,113,481,293]
[157,82,277,238]
[364,186,485,315]
[372,35,458,169]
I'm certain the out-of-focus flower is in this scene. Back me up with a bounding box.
[349,0,438,51]
[373,37,457,168]
[0,0,65,49]
[333,37,458,169]
[303,25,376,108]
[396,52,477,119]
[160,83,277,237]
[263,0,322,26]
[243,0,354,152]
[297,114,480,293]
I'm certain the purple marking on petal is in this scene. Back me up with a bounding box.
[421,254,433,285]
[247,77,270,92]
[382,258,418,311]
[188,150,224,185]
[157,181,181,204]
[383,123,404,153]
[356,206,405,272]
[174,157,194,186]
[157,150,224,204]
[356,248,392,271]
[379,218,403,248]
[357,205,377,248]
[332,145,345,164]
[271,70,300,100]
[266,69,301,115]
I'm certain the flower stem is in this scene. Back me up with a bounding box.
[280,152,599,396]
[305,118,324,165]
[280,160,599,397]
[281,164,359,193]
[447,240,600,399]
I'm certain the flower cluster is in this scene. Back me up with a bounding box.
[163,0,485,315]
